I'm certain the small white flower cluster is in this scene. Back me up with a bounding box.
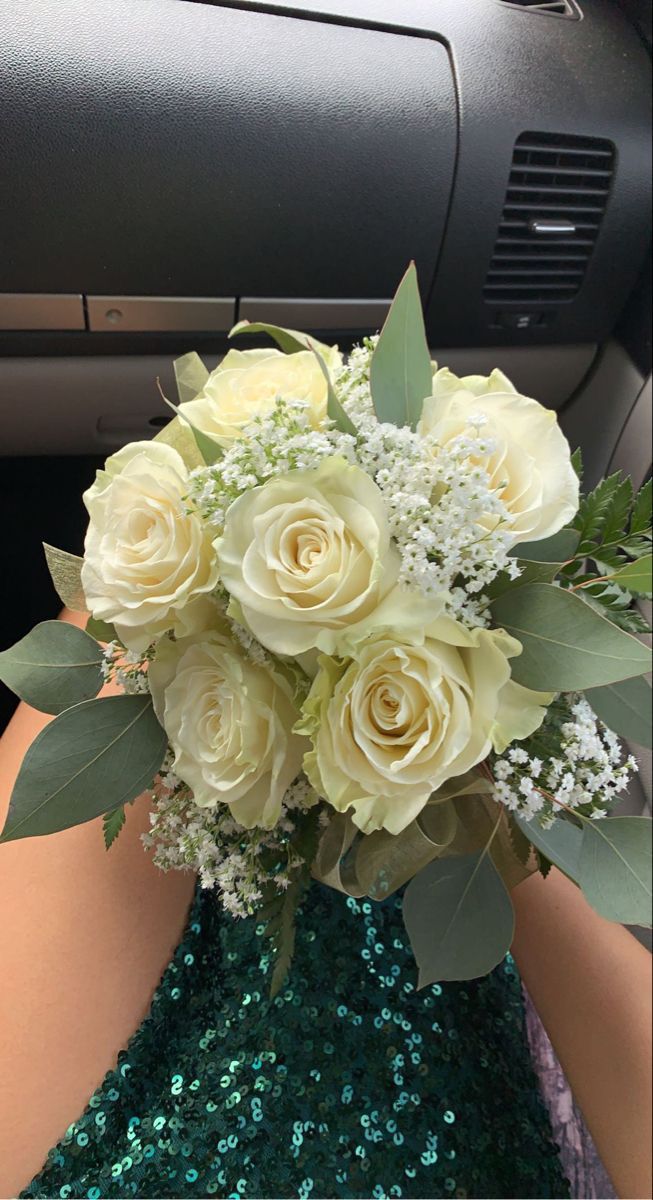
[101,642,150,693]
[337,343,520,625]
[142,771,318,917]
[188,398,356,531]
[493,696,638,824]
[353,409,519,624]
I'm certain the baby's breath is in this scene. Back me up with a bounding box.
[142,771,318,917]
[492,696,638,825]
[188,398,356,532]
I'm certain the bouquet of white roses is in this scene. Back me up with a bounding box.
[1,265,651,993]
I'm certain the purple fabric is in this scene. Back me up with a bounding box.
[523,988,616,1200]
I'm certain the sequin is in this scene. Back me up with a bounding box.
[21,886,568,1199]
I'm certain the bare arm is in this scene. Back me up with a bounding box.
[0,610,196,1197]
[512,866,652,1200]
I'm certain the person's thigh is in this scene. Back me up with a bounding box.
[0,610,195,1197]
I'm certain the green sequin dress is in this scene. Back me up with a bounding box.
[21,885,569,1200]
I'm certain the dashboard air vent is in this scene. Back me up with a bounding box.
[497,0,580,16]
[484,131,615,307]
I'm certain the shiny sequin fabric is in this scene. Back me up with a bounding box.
[22,885,569,1200]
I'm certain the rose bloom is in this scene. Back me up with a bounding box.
[418,366,579,544]
[177,347,329,446]
[81,442,219,652]
[149,630,306,829]
[299,613,549,835]
[216,457,400,656]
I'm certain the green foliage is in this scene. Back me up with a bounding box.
[263,869,311,999]
[565,473,652,625]
[103,806,126,849]
[0,695,167,843]
[570,446,584,485]
[579,816,652,927]
[402,844,515,985]
[507,816,532,867]
[369,263,432,430]
[536,853,553,880]
[586,676,653,750]
[311,348,357,437]
[229,320,309,355]
[514,814,582,883]
[516,528,581,565]
[574,580,652,634]
[86,615,120,644]
[0,621,104,714]
[258,806,323,997]
[631,478,653,535]
[491,582,652,691]
[158,384,223,466]
[611,553,652,596]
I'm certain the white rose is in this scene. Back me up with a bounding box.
[216,456,400,656]
[82,441,219,652]
[177,347,329,446]
[419,365,579,544]
[149,630,306,829]
[299,614,549,835]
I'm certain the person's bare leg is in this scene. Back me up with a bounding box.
[0,611,196,1198]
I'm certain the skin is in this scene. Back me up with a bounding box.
[0,610,651,1198]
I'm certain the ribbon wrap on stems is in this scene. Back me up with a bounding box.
[311,772,536,901]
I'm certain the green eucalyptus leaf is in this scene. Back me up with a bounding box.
[402,850,514,985]
[514,528,581,564]
[311,349,357,437]
[85,615,120,645]
[579,816,652,926]
[43,543,86,612]
[0,621,104,715]
[491,582,652,690]
[370,263,432,431]
[585,676,653,750]
[0,695,167,843]
[610,553,652,597]
[514,814,582,883]
[173,351,210,405]
[488,557,564,600]
[230,319,309,355]
[158,389,223,466]
[229,320,341,373]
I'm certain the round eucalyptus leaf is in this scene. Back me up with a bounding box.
[585,676,653,750]
[0,695,167,843]
[0,620,104,714]
[514,814,582,883]
[491,583,651,691]
[402,851,514,985]
[579,816,652,927]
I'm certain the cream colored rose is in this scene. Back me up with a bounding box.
[177,347,329,446]
[81,441,219,652]
[419,365,579,544]
[149,630,306,828]
[216,457,400,656]
[298,615,549,835]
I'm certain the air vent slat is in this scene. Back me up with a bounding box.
[507,185,610,198]
[484,131,614,309]
[496,0,580,17]
[514,143,612,159]
[511,164,613,180]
